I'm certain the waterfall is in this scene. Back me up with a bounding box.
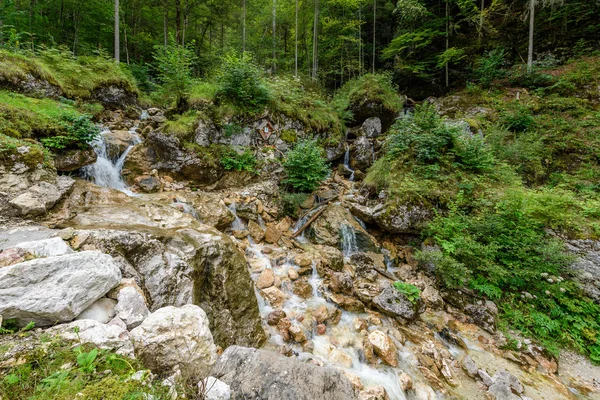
[343,142,355,182]
[340,224,358,257]
[81,125,141,195]
[228,203,247,230]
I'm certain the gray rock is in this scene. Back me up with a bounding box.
[200,377,232,400]
[567,240,600,304]
[76,298,117,323]
[48,319,134,357]
[53,147,98,172]
[362,117,383,138]
[114,286,150,329]
[478,369,494,387]
[487,382,521,400]
[91,85,137,110]
[0,251,121,326]
[461,355,479,378]
[9,175,75,217]
[212,346,358,400]
[13,237,74,257]
[130,305,217,378]
[492,370,524,394]
[372,285,422,321]
[350,136,375,171]
[464,303,497,333]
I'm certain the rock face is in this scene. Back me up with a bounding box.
[13,237,73,257]
[372,285,422,321]
[130,305,217,378]
[350,136,375,171]
[53,147,98,172]
[8,175,75,217]
[212,346,358,400]
[567,239,600,304]
[349,203,431,234]
[65,227,265,348]
[0,251,121,326]
[91,85,137,110]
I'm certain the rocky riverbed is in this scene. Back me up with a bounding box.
[1,108,600,400]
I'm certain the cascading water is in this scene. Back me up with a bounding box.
[81,124,141,195]
[343,142,355,182]
[341,224,359,258]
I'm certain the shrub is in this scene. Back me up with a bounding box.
[40,114,99,150]
[153,39,196,109]
[499,105,535,133]
[216,53,270,114]
[472,49,506,88]
[221,148,257,172]
[163,111,200,140]
[283,140,329,192]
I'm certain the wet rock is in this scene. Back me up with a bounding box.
[358,386,389,400]
[248,220,265,242]
[329,293,365,312]
[293,278,313,299]
[329,348,353,367]
[130,304,217,378]
[289,325,308,343]
[478,369,494,387]
[76,298,117,323]
[350,136,375,171]
[0,251,121,326]
[9,176,75,217]
[343,371,364,391]
[362,117,383,138]
[114,286,150,329]
[193,196,236,229]
[399,372,413,391]
[265,226,282,244]
[330,272,354,294]
[368,330,398,367]
[461,355,479,378]
[256,268,275,289]
[103,129,136,159]
[486,382,521,400]
[372,285,422,321]
[267,310,286,326]
[53,146,97,172]
[48,319,134,357]
[135,175,162,192]
[317,324,327,335]
[313,245,344,271]
[261,287,286,308]
[212,346,358,400]
[288,268,300,280]
[492,370,524,394]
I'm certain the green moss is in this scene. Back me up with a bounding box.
[280,129,297,144]
[163,111,201,141]
[0,134,52,169]
[189,80,218,108]
[0,48,138,100]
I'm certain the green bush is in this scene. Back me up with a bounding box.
[40,114,99,150]
[473,49,507,88]
[221,148,258,172]
[216,53,271,114]
[499,105,535,133]
[419,191,600,358]
[153,39,196,109]
[283,140,329,192]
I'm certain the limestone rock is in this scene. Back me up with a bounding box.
[130,305,217,378]
[256,268,275,289]
[329,294,365,312]
[135,175,162,192]
[212,346,358,400]
[200,376,232,400]
[76,298,117,323]
[13,237,74,258]
[49,319,134,357]
[350,136,375,171]
[0,251,121,326]
[53,146,97,172]
[372,285,422,321]
[358,386,389,400]
[9,176,75,217]
[114,286,150,329]
[261,287,286,308]
[362,117,383,138]
[265,226,282,244]
[248,220,265,242]
[368,330,398,367]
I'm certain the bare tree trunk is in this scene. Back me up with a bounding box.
[175,0,182,44]
[527,0,535,71]
[478,0,484,41]
[242,0,246,53]
[358,6,362,75]
[372,0,376,73]
[312,0,319,81]
[163,5,168,47]
[294,0,298,76]
[114,0,120,62]
[272,0,277,73]
[445,0,449,87]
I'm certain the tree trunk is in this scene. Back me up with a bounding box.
[527,0,535,71]
[312,0,319,81]
[242,0,246,53]
[175,0,182,44]
[372,0,376,73]
[478,0,484,42]
[358,6,362,75]
[114,0,120,62]
[163,5,168,47]
[294,0,298,76]
[272,0,277,73]
[445,0,449,87]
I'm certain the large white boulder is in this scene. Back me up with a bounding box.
[114,286,150,329]
[130,304,217,378]
[0,251,122,326]
[13,237,74,258]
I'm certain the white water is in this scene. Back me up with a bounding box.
[341,224,359,258]
[82,125,141,195]
[343,142,355,181]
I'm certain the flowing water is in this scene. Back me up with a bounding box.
[344,142,355,182]
[81,124,142,196]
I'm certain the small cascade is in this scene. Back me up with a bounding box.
[343,142,355,182]
[340,224,358,258]
[228,203,246,230]
[171,200,200,221]
[82,124,141,195]
[292,205,326,242]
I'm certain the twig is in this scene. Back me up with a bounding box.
[291,206,327,238]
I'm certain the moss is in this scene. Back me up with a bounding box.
[0,49,138,100]
[280,129,297,144]
[189,80,218,109]
[163,111,201,141]
[183,142,227,169]
[0,134,52,169]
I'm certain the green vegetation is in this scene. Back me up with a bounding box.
[0,49,137,100]
[153,41,196,109]
[220,148,258,172]
[0,134,52,169]
[333,74,405,122]
[162,111,201,141]
[0,336,171,399]
[393,282,421,304]
[280,192,309,219]
[283,140,329,192]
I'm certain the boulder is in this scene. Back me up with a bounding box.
[0,251,121,326]
[53,146,98,172]
[9,175,75,217]
[248,220,265,242]
[349,203,431,234]
[212,346,358,400]
[13,237,74,257]
[130,305,217,378]
[76,298,117,323]
[103,129,136,159]
[200,377,232,400]
[372,285,422,321]
[114,286,150,329]
[48,319,134,357]
[134,175,162,192]
[256,268,275,289]
[367,330,398,367]
[566,240,600,304]
[362,117,383,138]
[358,386,389,400]
[91,85,137,110]
[350,136,375,171]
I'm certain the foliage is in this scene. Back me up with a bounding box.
[220,148,258,172]
[283,140,329,192]
[420,191,600,358]
[499,105,535,133]
[473,49,507,88]
[188,81,218,108]
[153,39,196,108]
[163,111,201,141]
[393,281,421,304]
[216,53,271,114]
[0,134,52,169]
[40,115,99,150]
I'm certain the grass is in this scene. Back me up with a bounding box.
[0,48,138,100]
[0,133,52,169]
[162,110,202,141]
